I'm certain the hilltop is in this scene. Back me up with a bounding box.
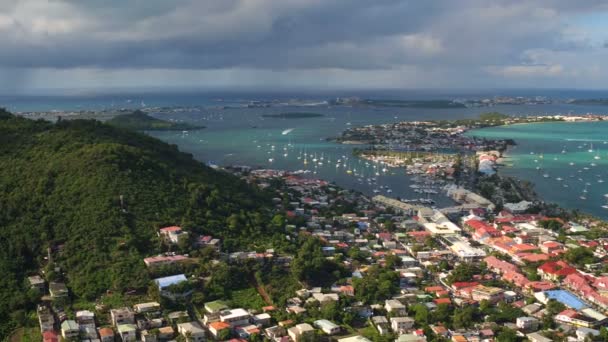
[106,110,205,131]
[0,109,274,337]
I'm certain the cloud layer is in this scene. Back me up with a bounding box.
[1,0,608,91]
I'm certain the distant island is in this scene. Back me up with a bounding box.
[107,110,205,131]
[567,99,608,106]
[261,112,324,119]
[330,97,466,108]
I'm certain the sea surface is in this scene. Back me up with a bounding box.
[3,89,608,217]
[467,121,608,218]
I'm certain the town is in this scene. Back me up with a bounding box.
[26,163,608,342]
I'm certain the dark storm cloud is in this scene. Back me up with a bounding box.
[1,0,608,89]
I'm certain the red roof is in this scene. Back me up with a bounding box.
[98,328,114,338]
[517,253,550,263]
[557,309,578,318]
[43,331,59,342]
[209,321,231,331]
[452,281,480,290]
[538,261,576,277]
[160,226,182,233]
[510,244,538,253]
[425,286,444,293]
[484,256,519,274]
[434,298,451,305]
[525,281,556,291]
[465,219,494,231]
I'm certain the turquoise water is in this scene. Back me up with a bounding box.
[6,90,608,217]
[468,121,608,218]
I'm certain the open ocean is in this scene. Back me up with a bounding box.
[3,89,608,217]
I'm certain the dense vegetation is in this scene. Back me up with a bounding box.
[0,109,277,337]
[107,110,205,130]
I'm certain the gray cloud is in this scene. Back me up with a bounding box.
[0,0,608,90]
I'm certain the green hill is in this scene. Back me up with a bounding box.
[107,110,205,130]
[0,110,275,337]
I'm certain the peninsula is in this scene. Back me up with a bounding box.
[107,110,205,131]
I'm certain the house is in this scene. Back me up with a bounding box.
[396,334,427,342]
[527,332,553,342]
[141,329,159,342]
[204,300,229,313]
[471,285,504,303]
[516,317,539,332]
[61,320,79,340]
[28,275,46,292]
[235,324,261,339]
[208,321,231,340]
[42,331,59,342]
[576,327,600,341]
[220,308,251,327]
[339,285,355,296]
[133,302,161,314]
[252,313,272,327]
[110,308,135,326]
[37,305,55,332]
[338,336,372,342]
[159,226,187,244]
[98,327,115,342]
[49,282,68,298]
[385,299,407,315]
[287,323,315,342]
[372,316,390,335]
[117,324,137,342]
[391,317,415,333]
[76,310,95,324]
[311,292,339,303]
[143,255,190,268]
[555,309,597,328]
[158,326,175,340]
[314,319,340,335]
[484,256,519,274]
[537,261,576,281]
[265,325,287,341]
[177,322,206,342]
[154,274,192,300]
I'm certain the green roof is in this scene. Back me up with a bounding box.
[117,324,137,333]
[205,300,229,313]
[61,320,78,331]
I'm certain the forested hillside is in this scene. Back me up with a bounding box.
[0,110,275,337]
[106,110,205,130]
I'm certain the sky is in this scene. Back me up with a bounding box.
[1,0,608,93]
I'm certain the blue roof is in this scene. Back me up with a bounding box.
[155,274,187,289]
[544,290,587,310]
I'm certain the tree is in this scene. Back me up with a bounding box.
[564,247,596,267]
[412,304,429,325]
[496,328,518,342]
[453,306,476,329]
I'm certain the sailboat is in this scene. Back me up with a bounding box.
[603,194,608,209]
[595,148,601,160]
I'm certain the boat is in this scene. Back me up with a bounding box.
[281,128,294,135]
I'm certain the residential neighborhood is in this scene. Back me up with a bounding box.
[26,168,608,342]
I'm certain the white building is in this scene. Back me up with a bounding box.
[314,319,340,335]
[219,308,251,327]
[391,317,415,333]
[177,322,206,342]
